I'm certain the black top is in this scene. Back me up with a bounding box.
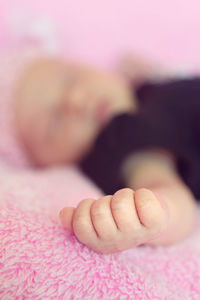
[79,78,200,199]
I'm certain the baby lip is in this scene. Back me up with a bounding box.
[96,101,111,125]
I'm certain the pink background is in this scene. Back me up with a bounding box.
[0,0,200,69]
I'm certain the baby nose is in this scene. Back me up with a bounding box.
[63,86,89,115]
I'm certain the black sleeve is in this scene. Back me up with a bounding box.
[78,113,135,195]
[78,78,200,199]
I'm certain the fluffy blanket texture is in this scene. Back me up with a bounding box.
[1,44,200,300]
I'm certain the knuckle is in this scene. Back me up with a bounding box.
[73,218,91,243]
[73,214,88,233]
[101,195,113,201]
[111,196,126,211]
[79,198,94,205]
[138,187,149,193]
[137,196,153,211]
[73,201,93,232]
[91,199,107,219]
[114,187,133,196]
[112,188,134,209]
[123,187,134,193]
[73,211,86,225]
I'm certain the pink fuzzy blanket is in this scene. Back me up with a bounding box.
[1,161,200,300]
[1,45,200,300]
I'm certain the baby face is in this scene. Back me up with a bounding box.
[14,58,134,166]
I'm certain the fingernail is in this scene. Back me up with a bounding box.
[59,208,66,225]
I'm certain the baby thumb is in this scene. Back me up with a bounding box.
[59,207,75,231]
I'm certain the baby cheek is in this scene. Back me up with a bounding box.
[49,117,97,163]
[66,126,95,160]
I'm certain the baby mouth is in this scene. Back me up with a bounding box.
[96,101,111,126]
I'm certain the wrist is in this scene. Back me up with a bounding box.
[121,149,178,189]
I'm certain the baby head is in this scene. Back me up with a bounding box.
[14,57,134,167]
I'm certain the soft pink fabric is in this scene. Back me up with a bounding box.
[1,26,200,300]
[1,0,200,72]
[1,163,200,299]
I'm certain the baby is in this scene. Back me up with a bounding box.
[14,56,198,254]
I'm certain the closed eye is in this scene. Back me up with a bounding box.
[48,105,64,136]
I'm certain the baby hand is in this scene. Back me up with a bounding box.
[59,188,169,254]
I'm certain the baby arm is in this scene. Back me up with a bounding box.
[59,150,197,253]
[121,150,198,246]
